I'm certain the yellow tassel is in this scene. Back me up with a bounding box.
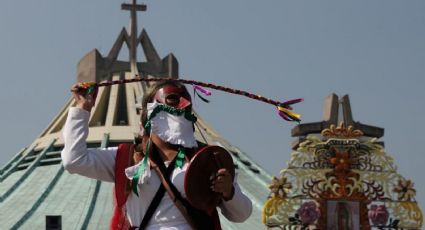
[277,106,301,119]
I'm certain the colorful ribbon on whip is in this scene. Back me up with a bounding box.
[74,76,303,123]
[192,84,211,103]
[277,98,303,122]
[76,81,97,94]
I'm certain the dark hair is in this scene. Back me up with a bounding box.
[140,80,191,135]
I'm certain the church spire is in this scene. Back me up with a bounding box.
[77,1,178,85]
[121,0,146,74]
[291,94,384,149]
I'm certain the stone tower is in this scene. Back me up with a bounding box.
[0,1,270,229]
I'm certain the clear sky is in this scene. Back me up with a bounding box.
[0,0,424,210]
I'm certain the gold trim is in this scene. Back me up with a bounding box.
[321,122,363,138]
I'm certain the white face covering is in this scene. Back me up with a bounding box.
[147,102,198,148]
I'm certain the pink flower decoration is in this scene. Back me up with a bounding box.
[368,204,389,225]
[297,201,320,225]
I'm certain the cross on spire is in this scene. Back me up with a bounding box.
[121,0,147,74]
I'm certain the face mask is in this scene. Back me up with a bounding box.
[146,102,198,148]
[154,85,192,109]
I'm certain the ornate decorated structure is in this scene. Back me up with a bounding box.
[263,94,423,229]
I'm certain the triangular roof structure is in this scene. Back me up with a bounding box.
[0,1,270,229]
[263,94,423,229]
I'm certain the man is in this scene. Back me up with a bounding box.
[62,81,252,229]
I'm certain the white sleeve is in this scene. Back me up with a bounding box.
[218,175,253,222]
[61,107,117,182]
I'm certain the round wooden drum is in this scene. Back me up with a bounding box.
[184,145,235,212]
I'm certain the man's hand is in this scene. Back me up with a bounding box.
[211,168,234,201]
[71,83,97,112]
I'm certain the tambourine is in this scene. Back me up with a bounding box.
[184,145,235,212]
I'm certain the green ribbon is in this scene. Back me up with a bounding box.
[144,104,197,134]
[87,85,96,95]
[175,147,186,169]
[131,139,186,196]
[132,141,150,197]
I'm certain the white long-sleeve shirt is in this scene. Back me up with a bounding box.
[61,107,252,229]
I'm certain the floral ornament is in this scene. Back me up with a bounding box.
[268,176,292,198]
[296,201,320,225]
[321,122,363,138]
[393,178,416,201]
[368,204,389,225]
[330,151,351,172]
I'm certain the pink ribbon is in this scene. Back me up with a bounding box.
[192,84,212,96]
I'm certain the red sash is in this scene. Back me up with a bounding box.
[110,144,132,230]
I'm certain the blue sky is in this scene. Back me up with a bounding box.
[0,0,424,210]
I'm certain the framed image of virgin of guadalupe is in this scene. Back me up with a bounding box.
[327,200,360,230]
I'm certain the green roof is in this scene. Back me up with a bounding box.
[0,116,271,229]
